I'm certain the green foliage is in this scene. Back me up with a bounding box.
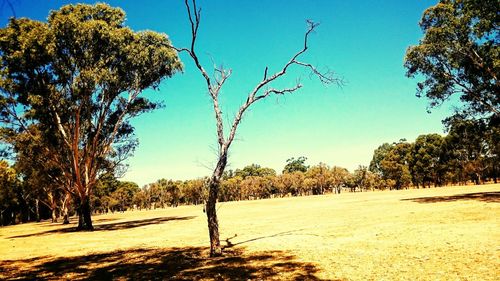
[409,134,445,187]
[404,0,499,119]
[282,157,309,174]
[442,115,491,184]
[369,143,392,175]
[380,141,413,189]
[0,160,18,216]
[0,3,182,212]
[234,164,276,179]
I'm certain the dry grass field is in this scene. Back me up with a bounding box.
[0,184,499,280]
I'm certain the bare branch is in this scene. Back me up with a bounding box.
[225,20,337,146]
[255,84,303,101]
[293,61,338,84]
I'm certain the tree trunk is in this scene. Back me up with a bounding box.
[62,205,70,225]
[61,192,70,224]
[51,208,57,223]
[206,180,222,257]
[76,197,93,231]
[35,199,40,222]
[206,153,227,257]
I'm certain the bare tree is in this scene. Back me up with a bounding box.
[174,0,339,256]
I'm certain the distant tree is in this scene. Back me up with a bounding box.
[405,0,499,120]
[330,166,350,194]
[443,115,490,184]
[174,0,338,256]
[369,143,393,176]
[219,176,242,202]
[111,181,140,212]
[409,134,445,188]
[305,163,331,195]
[7,127,64,222]
[275,172,305,197]
[234,164,276,179]
[0,160,17,225]
[283,157,309,174]
[0,4,182,230]
[132,190,148,210]
[380,141,413,189]
[350,165,374,192]
[485,118,500,182]
[181,178,206,205]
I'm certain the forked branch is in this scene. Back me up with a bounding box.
[175,0,339,155]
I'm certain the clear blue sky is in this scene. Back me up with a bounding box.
[2,0,453,187]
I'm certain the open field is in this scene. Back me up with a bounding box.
[1,184,499,280]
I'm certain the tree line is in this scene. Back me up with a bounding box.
[1,113,498,226]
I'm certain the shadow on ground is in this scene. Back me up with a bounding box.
[0,246,329,280]
[38,217,121,227]
[8,216,196,239]
[402,192,500,204]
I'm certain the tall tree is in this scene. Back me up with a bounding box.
[443,115,490,184]
[0,160,17,225]
[0,4,182,230]
[409,134,445,187]
[404,0,499,119]
[380,140,413,189]
[330,166,350,194]
[174,0,338,256]
[369,143,392,176]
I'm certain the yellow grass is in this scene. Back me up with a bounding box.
[1,184,499,280]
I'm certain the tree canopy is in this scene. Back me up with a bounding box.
[0,3,182,229]
[405,0,499,119]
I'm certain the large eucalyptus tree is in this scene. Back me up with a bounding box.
[0,3,182,230]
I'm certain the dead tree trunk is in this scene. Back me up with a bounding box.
[175,0,338,257]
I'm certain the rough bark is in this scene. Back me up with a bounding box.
[61,192,70,224]
[206,180,222,256]
[76,197,93,230]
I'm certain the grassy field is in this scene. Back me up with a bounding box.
[0,184,499,280]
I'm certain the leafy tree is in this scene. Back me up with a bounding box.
[275,172,305,197]
[132,190,148,210]
[380,140,413,189]
[443,115,490,184]
[111,181,140,212]
[409,134,445,187]
[6,126,64,222]
[180,178,206,205]
[0,4,182,230]
[405,0,499,119]
[234,164,276,179]
[305,163,331,195]
[283,157,309,174]
[0,160,17,225]
[219,176,242,202]
[330,166,350,194]
[369,143,393,175]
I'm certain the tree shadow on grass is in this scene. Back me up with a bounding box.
[8,216,196,239]
[402,192,500,204]
[39,217,120,227]
[0,246,331,280]
[223,229,321,250]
